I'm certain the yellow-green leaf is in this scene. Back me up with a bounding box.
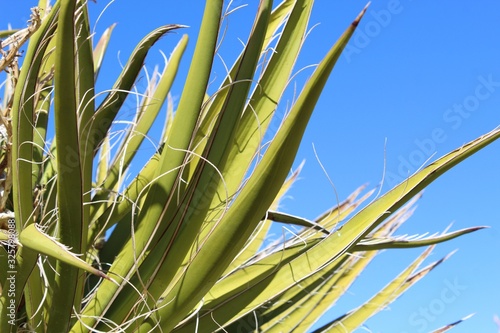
[18,224,109,280]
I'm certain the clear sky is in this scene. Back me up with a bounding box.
[3,1,500,332]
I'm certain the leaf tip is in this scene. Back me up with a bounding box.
[353,3,370,27]
[99,271,112,281]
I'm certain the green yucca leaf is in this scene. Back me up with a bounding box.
[18,224,109,279]
[50,0,85,330]
[266,210,330,234]
[354,226,487,251]
[74,0,95,259]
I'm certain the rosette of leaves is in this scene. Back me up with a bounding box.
[0,0,498,332]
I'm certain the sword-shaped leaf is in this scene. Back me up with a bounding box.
[266,210,330,234]
[18,224,109,280]
[355,226,487,251]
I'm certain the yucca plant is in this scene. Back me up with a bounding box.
[0,1,498,332]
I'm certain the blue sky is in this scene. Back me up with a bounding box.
[3,1,500,332]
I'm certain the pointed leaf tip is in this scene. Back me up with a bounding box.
[19,224,110,279]
[431,313,475,332]
[353,3,370,27]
